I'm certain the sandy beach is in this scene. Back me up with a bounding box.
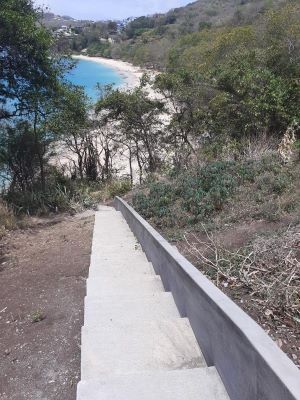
[72,54,145,90]
[51,55,165,182]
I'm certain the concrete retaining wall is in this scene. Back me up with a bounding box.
[114,197,300,400]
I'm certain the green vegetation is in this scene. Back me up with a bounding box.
[0,201,16,236]
[0,0,299,227]
[132,157,299,228]
[31,310,45,323]
[0,1,131,219]
[1,0,298,364]
[54,20,118,57]
[157,3,300,148]
[3,173,95,215]
[86,41,112,57]
[49,0,287,68]
[95,84,165,181]
[0,0,65,120]
[91,179,132,202]
[110,0,287,68]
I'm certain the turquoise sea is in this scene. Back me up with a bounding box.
[66,58,123,101]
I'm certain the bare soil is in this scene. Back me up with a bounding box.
[0,212,94,400]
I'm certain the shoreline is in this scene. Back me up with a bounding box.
[51,55,161,179]
[72,54,145,90]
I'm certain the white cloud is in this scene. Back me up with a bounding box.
[35,0,188,20]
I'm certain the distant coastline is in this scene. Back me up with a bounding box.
[72,55,144,90]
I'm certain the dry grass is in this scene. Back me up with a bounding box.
[0,201,16,237]
[90,179,132,203]
[183,224,300,328]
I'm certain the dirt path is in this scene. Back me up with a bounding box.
[0,212,94,400]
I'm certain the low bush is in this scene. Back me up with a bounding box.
[133,161,255,225]
[132,157,299,228]
[177,162,250,218]
[105,179,132,198]
[133,182,175,220]
[92,179,132,202]
[0,201,16,236]
[255,171,291,195]
[3,169,98,215]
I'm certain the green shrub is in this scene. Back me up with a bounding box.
[255,169,291,196]
[177,162,247,219]
[132,192,152,217]
[0,201,16,235]
[205,8,218,17]
[132,157,298,228]
[106,180,132,198]
[133,182,175,221]
[133,161,254,225]
[4,170,98,215]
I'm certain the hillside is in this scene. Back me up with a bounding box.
[52,0,287,66]
[1,1,299,398]
[41,12,92,29]
[110,0,287,67]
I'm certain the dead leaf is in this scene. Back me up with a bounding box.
[264,309,273,317]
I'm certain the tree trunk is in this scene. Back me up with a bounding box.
[128,147,133,186]
[135,144,143,184]
[33,110,45,192]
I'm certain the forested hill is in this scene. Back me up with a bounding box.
[109,0,287,67]
[61,0,287,68]
[42,12,92,29]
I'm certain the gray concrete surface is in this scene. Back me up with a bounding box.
[86,275,164,296]
[81,318,206,380]
[84,292,180,325]
[114,196,300,400]
[78,367,229,400]
[88,261,155,278]
[77,206,229,400]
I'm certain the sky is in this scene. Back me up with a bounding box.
[34,0,191,20]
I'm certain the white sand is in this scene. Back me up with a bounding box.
[72,54,145,90]
[51,55,166,182]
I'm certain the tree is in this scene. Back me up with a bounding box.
[0,81,86,193]
[95,83,165,182]
[0,0,83,195]
[0,121,41,192]
[162,4,300,154]
[47,85,92,180]
[0,0,66,120]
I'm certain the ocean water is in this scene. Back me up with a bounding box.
[66,58,123,101]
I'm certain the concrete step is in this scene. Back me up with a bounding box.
[90,249,149,266]
[97,205,116,212]
[84,292,180,326]
[89,260,155,278]
[81,318,206,380]
[93,210,132,229]
[91,234,140,251]
[91,211,140,254]
[92,230,136,246]
[91,232,139,248]
[86,275,164,297]
[77,367,229,400]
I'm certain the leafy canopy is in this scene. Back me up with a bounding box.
[0,0,66,119]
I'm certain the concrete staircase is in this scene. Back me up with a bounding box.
[77,206,230,400]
